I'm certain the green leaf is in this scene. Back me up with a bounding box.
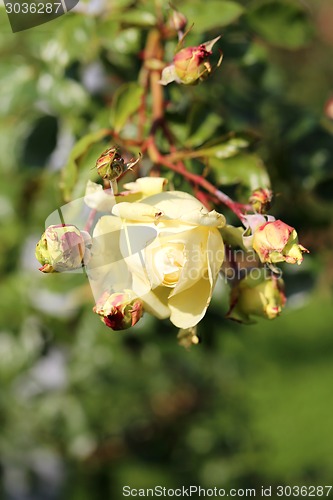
[111,10,156,27]
[110,82,144,134]
[209,153,271,191]
[61,129,110,202]
[0,63,37,117]
[246,1,314,49]
[185,103,224,148]
[220,225,246,249]
[195,137,250,159]
[182,0,244,32]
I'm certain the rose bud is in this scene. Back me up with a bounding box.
[96,146,124,181]
[168,7,187,33]
[227,273,286,323]
[93,290,144,330]
[252,220,309,265]
[249,188,273,214]
[160,36,222,86]
[36,224,91,273]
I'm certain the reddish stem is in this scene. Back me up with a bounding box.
[147,139,248,221]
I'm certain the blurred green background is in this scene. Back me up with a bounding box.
[1,0,333,498]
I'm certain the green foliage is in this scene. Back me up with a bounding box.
[110,82,144,133]
[246,1,314,49]
[210,153,271,195]
[181,0,244,32]
[62,129,110,201]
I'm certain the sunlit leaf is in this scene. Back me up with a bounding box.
[111,10,156,27]
[182,0,244,32]
[195,137,250,159]
[209,153,271,192]
[61,129,110,201]
[185,104,224,147]
[110,82,144,134]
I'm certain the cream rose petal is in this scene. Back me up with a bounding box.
[87,216,132,298]
[123,177,168,197]
[168,227,208,297]
[168,276,212,328]
[140,191,206,220]
[168,228,224,328]
[206,228,225,286]
[133,279,171,320]
[112,202,165,222]
[180,209,226,228]
[84,180,115,212]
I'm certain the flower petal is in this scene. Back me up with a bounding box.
[142,191,207,219]
[159,64,179,85]
[84,180,116,212]
[123,177,168,197]
[112,202,164,222]
[169,276,212,328]
[180,209,225,228]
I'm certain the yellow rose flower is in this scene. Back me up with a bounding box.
[90,191,226,329]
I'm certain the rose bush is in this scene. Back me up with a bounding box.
[90,190,226,329]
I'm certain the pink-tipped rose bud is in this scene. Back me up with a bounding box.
[174,45,212,85]
[252,220,309,265]
[249,187,273,214]
[93,290,144,331]
[227,273,286,323]
[35,224,91,273]
[96,146,124,181]
[160,36,222,86]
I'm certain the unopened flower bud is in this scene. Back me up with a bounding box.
[168,8,187,32]
[252,220,309,265]
[93,290,144,330]
[249,188,273,214]
[96,146,124,181]
[36,224,91,273]
[160,36,222,86]
[174,46,211,85]
[227,273,286,323]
